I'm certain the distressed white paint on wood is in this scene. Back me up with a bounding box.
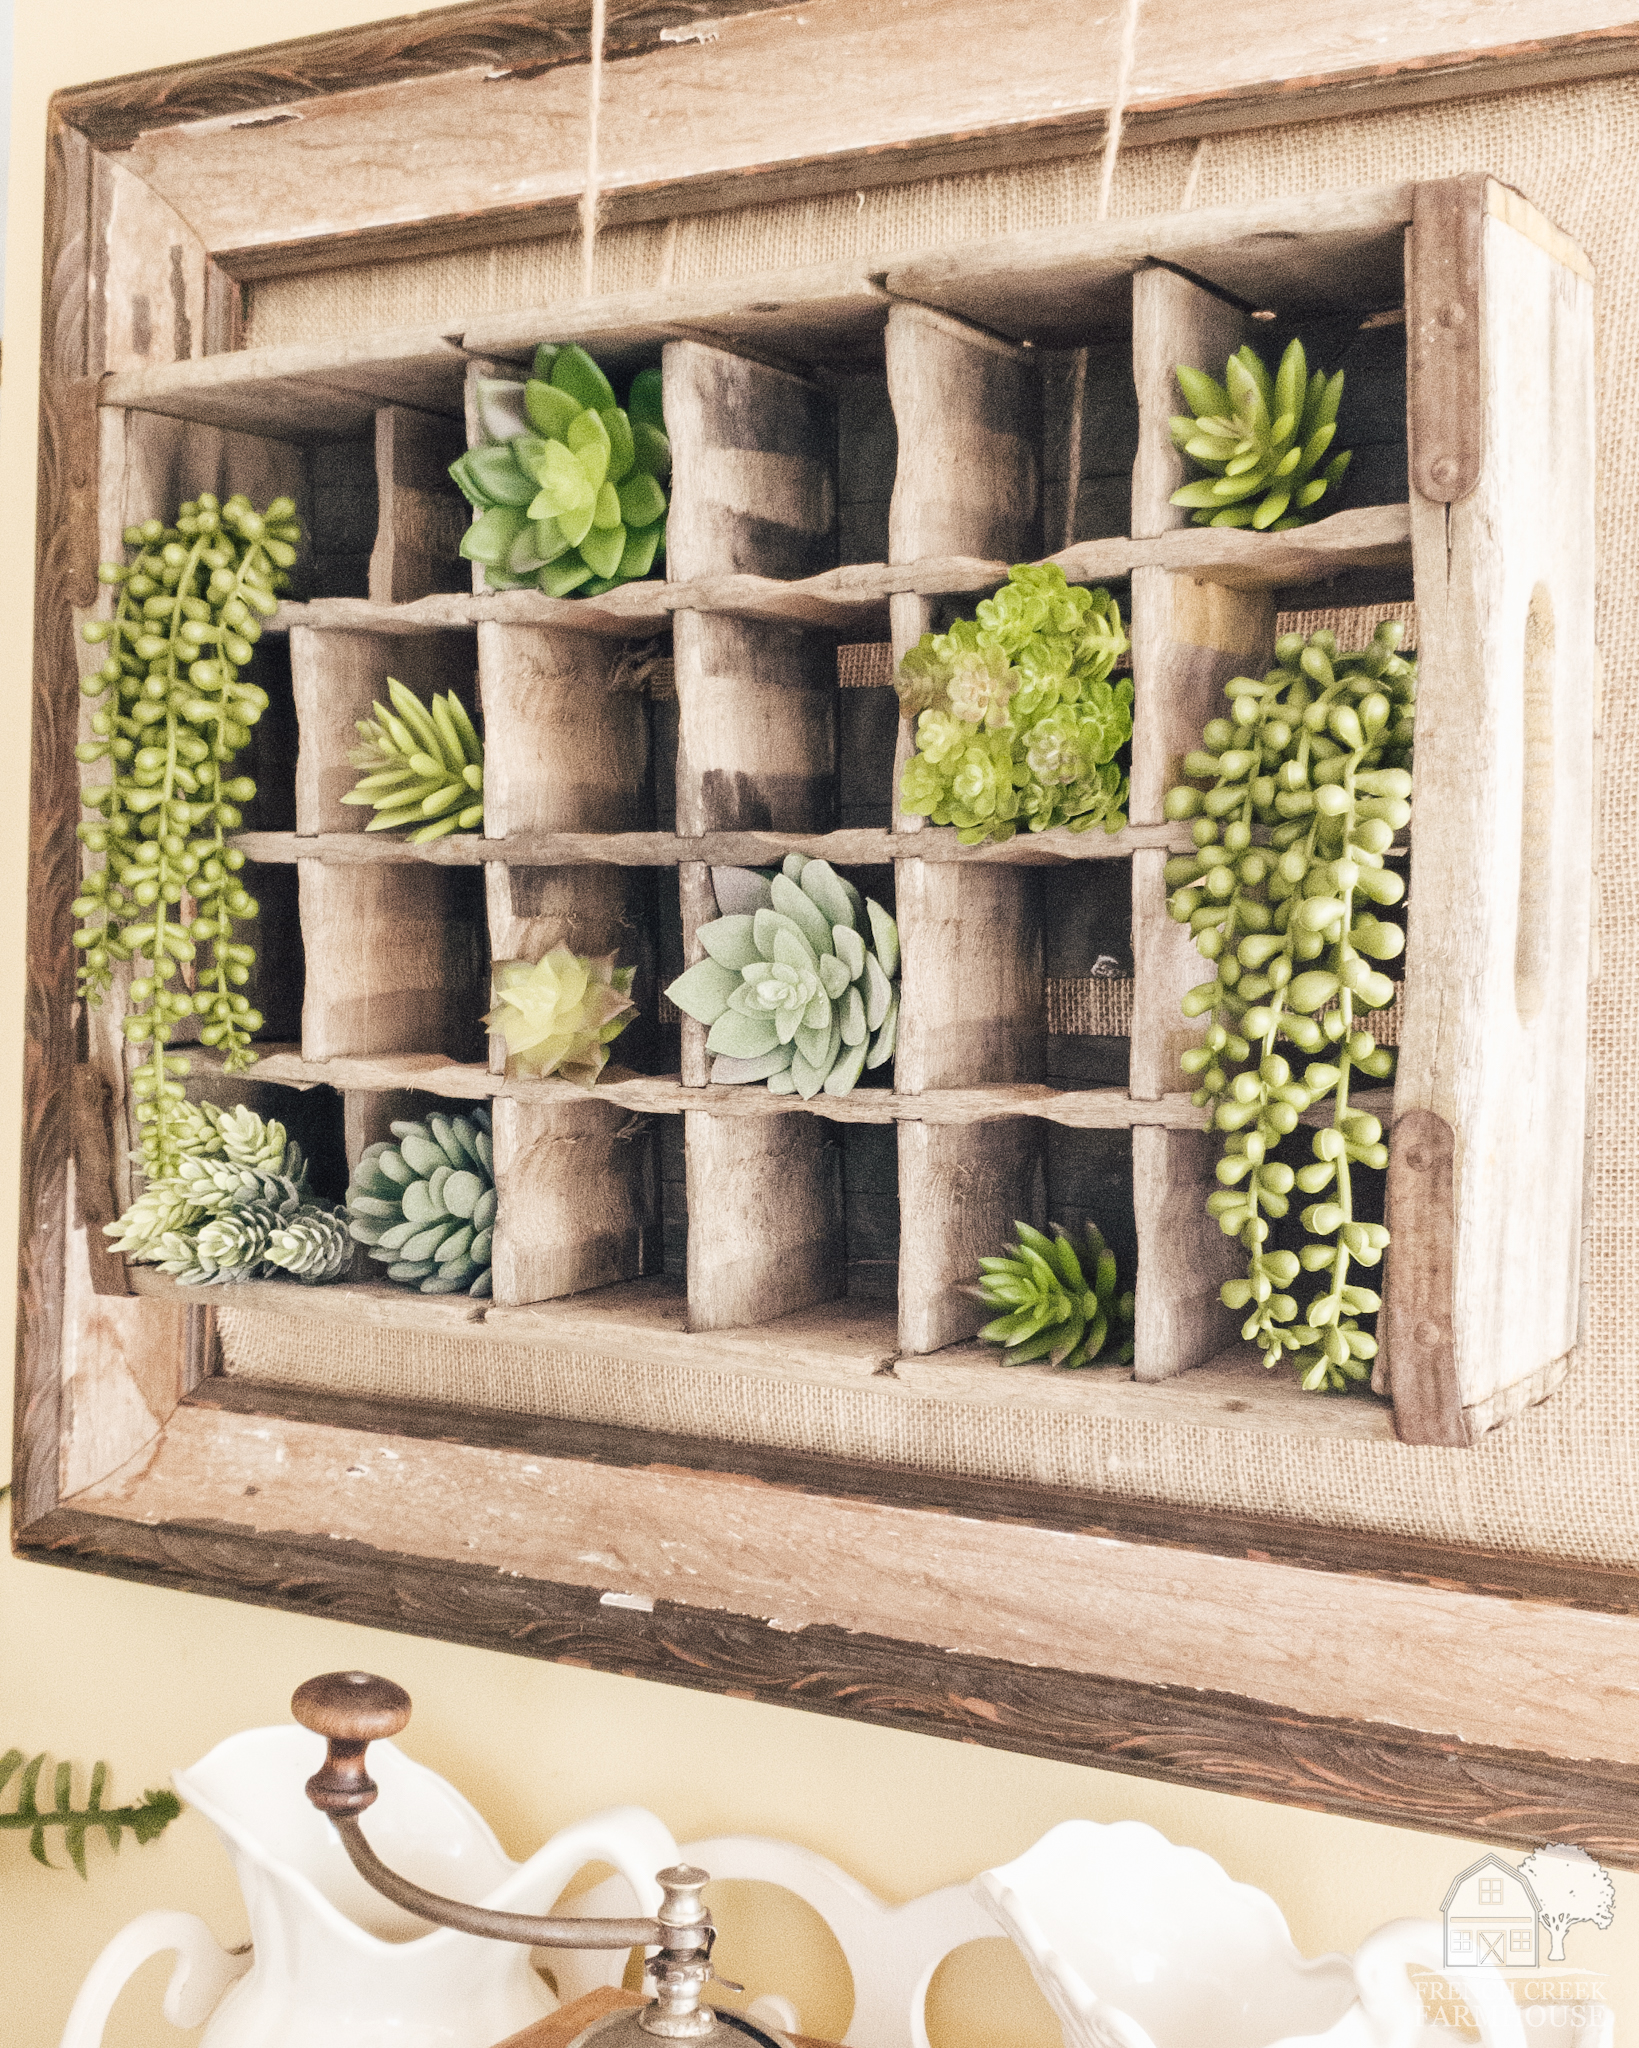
[73,1400,1639,1767]
[1389,191,1596,1423]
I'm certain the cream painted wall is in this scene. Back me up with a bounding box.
[0,8,1632,2045]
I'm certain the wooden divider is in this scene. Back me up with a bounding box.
[491,1096,655,1306]
[299,862,487,1062]
[370,404,468,603]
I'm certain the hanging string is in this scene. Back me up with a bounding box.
[656,216,680,291]
[1179,136,1209,211]
[580,0,608,298]
[1096,0,1144,222]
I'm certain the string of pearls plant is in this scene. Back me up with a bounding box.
[75,493,299,1179]
[1162,621,1415,1391]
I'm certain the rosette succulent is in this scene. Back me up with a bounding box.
[450,344,669,596]
[896,563,1132,845]
[1169,340,1351,531]
[665,856,899,1098]
[346,1110,495,1297]
[486,947,636,1088]
[968,1221,1135,1369]
[105,1103,349,1287]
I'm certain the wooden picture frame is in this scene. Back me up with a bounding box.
[17,0,1639,1870]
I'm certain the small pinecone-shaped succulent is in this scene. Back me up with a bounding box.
[264,1206,354,1284]
[1169,339,1351,531]
[665,856,900,1099]
[212,1103,290,1169]
[105,1181,206,1261]
[346,1109,495,1297]
[967,1221,1135,1369]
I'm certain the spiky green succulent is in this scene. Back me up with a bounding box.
[486,948,636,1089]
[106,1103,349,1287]
[1169,340,1351,531]
[346,1109,495,1297]
[896,564,1132,845]
[968,1221,1135,1369]
[450,344,669,597]
[342,677,484,843]
[665,856,899,1098]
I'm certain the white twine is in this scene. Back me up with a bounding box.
[580,0,608,298]
[1096,0,1144,221]
[1180,135,1209,210]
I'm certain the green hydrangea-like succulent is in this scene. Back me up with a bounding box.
[1169,340,1351,531]
[896,564,1132,845]
[486,947,637,1089]
[105,1103,350,1287]
[450,344,669,597]
[346,1110,495,1297]
[968,1221,1135,1369]
[342,677,484,843]
[665,856,900,1098]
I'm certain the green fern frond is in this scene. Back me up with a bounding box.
[0,1750,181,1875]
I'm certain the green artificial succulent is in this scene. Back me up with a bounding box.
[450,344,669,596]
[105,1102,350,1287]
[1169,340,1351,531]
[346,1109,495,1297]
[343,677,485,843]
[968,1221,1135,1368]
[896,563,1132,845]
[666,856,900,1098]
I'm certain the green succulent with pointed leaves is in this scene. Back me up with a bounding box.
[1169,340,1351,531]
[969,1221,1135,1369]
[450,344,669,597]
[666,856,899,1098]
[346,1109,495,1297]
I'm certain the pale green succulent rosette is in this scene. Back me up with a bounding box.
[665,856,900,1099]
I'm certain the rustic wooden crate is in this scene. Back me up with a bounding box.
[76,175,1593,1451]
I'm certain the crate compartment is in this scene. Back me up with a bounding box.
[842,1124,900,1303]
[1042,341,1140,553]
[478,622,651,836]
[684,1111,844,1331]
[292,628,477,837]
[369,403,468,604]
[837,647,898,829]
[1044,862,1132,1090]
[304,435,378,598]
[299,862,487,1062]
[837,372,897,567]
[673,613,838,834]
[181,1072,350,1204]
[896,862,1043,1092]
[1047,1125,1136,1286]
[657,1112,688,1279]
[898,1121,1044,1354]
[490,1095,656,1307]
[1132,1126,1244,1383]
[486,863,675,1078]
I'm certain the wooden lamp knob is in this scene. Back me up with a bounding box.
[291,1671,412,1817]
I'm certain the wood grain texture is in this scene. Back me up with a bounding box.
[1129,570,1275,827]
[491,1096,656,1306]
[897,1121,1043,1355]
[1381,1109,1469,1447]
[479,624,649,836]
[1392,184,1596,1431]
[1132,1126,1241,1383]
[299,860,487,1062]
[370,405,469,603]
[50,1398,1639,1773]
[233,823,1186,869]
[1131,265,1249,542]
[684,1112,843,1331]
[292,627,476,835]
[1129,847,1212,1101]
[895,863,1044,1092]
[64,7,1639,281]
[87,150,212,378]
[1406,175,1486,503]
[673,613,837,835]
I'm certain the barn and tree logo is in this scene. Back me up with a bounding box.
[1441,1845,1615,1968]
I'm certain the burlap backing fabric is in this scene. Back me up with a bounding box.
[222,78,1638,1567]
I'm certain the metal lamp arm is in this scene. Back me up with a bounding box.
[330,1811,665,1949]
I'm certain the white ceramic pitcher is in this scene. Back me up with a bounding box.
[60,1724,679,2048]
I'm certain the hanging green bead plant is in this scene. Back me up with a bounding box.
[76,494,299,1182]
[1170,340,1351,531]
[450,345,669,597]
[1163,621,1414,1392]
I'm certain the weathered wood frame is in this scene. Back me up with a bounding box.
[16,0,1639,1867]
